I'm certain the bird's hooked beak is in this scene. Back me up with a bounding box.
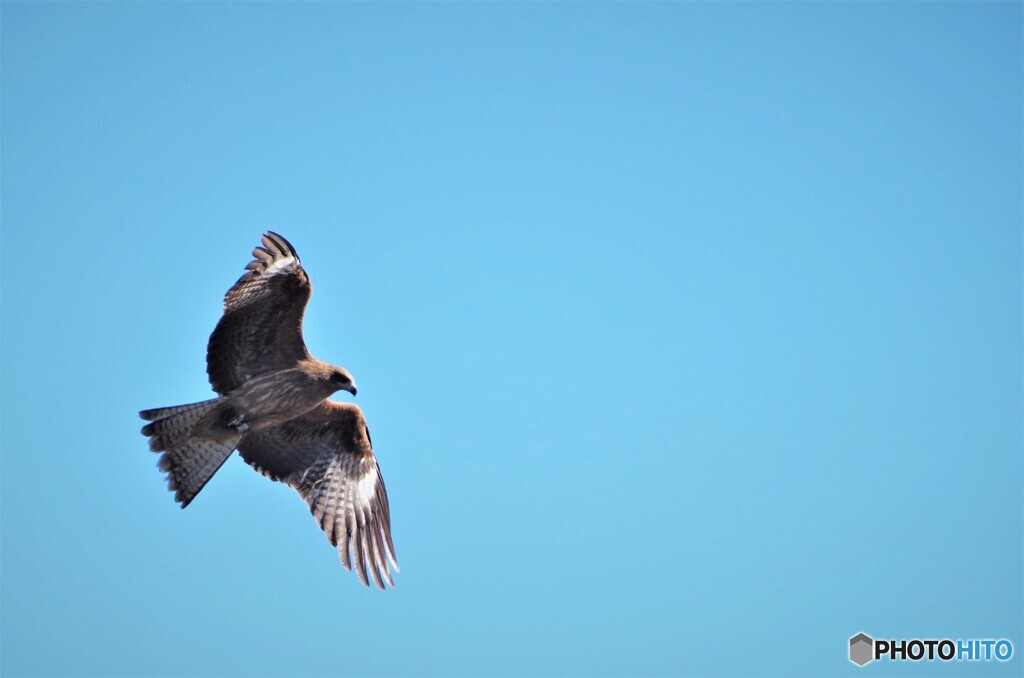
[342,382,357,397]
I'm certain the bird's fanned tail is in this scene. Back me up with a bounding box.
[140,399,239,507]
[157,436,241,508]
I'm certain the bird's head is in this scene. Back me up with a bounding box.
[329,367,358,396]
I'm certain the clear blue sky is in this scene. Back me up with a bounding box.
[2,3,1021,677]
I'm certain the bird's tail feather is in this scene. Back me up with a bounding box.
[157,435,241,508]
[140,398,239,507]
[140,398,221,452]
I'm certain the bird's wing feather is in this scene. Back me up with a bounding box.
[236,401,398,588]
[206,232,311,395]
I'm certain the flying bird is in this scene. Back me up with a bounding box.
[140,232,397,588]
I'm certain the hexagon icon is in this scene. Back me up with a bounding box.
[849,633,874,666]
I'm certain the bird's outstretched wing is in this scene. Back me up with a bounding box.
[237,401,398,588]
[207,232,311,395]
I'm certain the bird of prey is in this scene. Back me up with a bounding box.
[140,232,397,588]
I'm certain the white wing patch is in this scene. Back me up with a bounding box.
[263,254,296,276]
[233,232,302,286]
[299,456,397,589]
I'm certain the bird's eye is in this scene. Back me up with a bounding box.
[333,372,350,384]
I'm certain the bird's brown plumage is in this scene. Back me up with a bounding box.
[140,232,397,588]
[207,233,312,395]
[238,401,397,588]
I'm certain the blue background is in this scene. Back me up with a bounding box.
[2,3,1021,676]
